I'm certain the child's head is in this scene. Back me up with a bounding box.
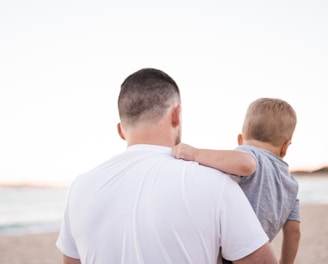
[241,98,297,148]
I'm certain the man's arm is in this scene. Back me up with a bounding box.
[63,254,81,264]
[233,242,278,264]
[172,143,256,176]
[279,220,300,264]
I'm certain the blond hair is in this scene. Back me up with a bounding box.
[242,98,297,147]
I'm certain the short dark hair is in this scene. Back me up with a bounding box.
[118,68,180,127]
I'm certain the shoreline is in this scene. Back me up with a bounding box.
[0,204,327,264]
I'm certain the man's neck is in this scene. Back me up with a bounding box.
[125,126,176,148]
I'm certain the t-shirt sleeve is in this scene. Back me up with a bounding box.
[288,198,301,222]
[56,189,80,259]
[235,145,257,160]
[219,177,269,261]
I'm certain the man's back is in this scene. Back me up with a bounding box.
[57,144,269,263]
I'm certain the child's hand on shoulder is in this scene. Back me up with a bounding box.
[172,143,198,161]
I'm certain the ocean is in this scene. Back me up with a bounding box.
[0,175,327,235]
[0,187,67,235]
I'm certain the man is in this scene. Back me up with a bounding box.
[56,68,277,263]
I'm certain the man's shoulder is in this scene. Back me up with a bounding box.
[184,160,234,183]
[183,159,229,173]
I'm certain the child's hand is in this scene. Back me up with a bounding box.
[172,143,198,161]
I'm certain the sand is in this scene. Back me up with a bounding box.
[271,203,328,263]
[0,232,61,264]
[0,204,327,264]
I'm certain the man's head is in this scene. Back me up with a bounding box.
[241,97,297,148]
[117,68,181,146]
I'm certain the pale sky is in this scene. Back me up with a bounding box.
[1,1,327,185]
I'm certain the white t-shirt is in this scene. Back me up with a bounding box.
[56,145,268,263]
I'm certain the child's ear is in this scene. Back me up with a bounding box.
[117,123,126,140]
[237,134,244,145]
[280,140,292,158]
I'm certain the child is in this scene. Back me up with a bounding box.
[172,98,300,264]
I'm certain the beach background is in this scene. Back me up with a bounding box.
[1,0,328,263]
[0,172,328,263]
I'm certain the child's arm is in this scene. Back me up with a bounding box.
[279,220,301,264]
[172,143,256,176]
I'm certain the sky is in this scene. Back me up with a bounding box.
[1,1,327,186]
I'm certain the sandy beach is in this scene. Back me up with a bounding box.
[0,204,327,264]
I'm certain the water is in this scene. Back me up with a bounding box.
[0,175,327,235]
[296,175,328,204]
[0,187,67,235]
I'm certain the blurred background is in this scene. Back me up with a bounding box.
[1,0,327,187]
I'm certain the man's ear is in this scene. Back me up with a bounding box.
[237,134,244,145]
[117,123,126,140]
[171,105,181,127]
[280,140,291,158]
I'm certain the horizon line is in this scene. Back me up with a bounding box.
[1,165,328,188]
